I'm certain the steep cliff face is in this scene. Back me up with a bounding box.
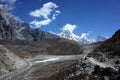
[0,22,15,40]
[0,8,16,40]
[0,7,59,41]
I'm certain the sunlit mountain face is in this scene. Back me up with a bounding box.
[58,29,107,44]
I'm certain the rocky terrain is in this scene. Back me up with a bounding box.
[0,7,119,80]
[0,44,27,76]
[0,7,84,79]
[94,29,120,58]
[89,29,120,70]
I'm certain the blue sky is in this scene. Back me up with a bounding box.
[0,0,120,38]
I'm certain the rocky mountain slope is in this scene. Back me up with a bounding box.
[0,7,59,41]
[98,29,120,57]
[91,29,120,58]
[0,44,27,76]
[89,29,120,69]
[0,7,107,44]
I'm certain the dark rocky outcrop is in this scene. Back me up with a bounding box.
[0,22,15,40]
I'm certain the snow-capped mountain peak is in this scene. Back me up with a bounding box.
[57,30,96,44]
[79,33,96,44]
[58,30,80,42]
[96,35,107,41]
[57,30,107,44]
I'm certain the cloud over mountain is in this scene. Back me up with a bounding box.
[50,24,107,44]
[0,0,17,10]
[29,2,61,28]
[61,24,77,33]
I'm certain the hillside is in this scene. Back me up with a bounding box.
[0,38,83,58]
[99,29,120,56]
[93,29,120,58]
[0,44,27,76]
[88,29,120,71]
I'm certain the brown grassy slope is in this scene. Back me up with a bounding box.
[0,38,83,58]
[94,29,120,57]
[27,60,77,80]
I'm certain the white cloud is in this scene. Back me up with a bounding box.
[61,24,77,32]
[29,2,61,28]
[0,0,16,4]
[30,18,51,28]
[29,2,58,19]
[52,10,61,20]
[0,0,17,10]
[0,0,21,20]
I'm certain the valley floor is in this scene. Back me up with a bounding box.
[0,45,119,80]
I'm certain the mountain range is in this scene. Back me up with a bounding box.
[0,7,107,44]
[57,29,107,44]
